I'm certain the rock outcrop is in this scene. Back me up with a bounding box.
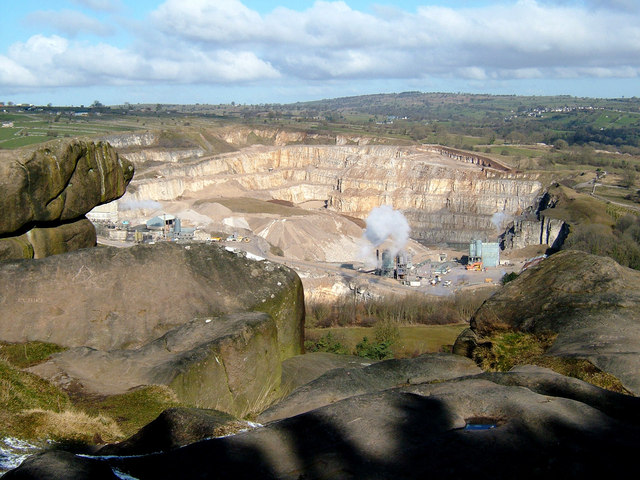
[29,312,283,416]
[0,241,304,414]
[500,189,569,251]
[0,242,304,357]
[258,353,481,423]
[97,407,248,456]
[0,139,134,261]
[9,365,640,479]
[279,352,370,398]
[467,250,640,394]
[0,218,97,261]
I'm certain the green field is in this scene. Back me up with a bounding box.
[0,111,136,149]
[305,324,467,358]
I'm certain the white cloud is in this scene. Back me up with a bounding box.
[25,10,115,37]
[148,0,640,81]
[0,33,278,89]
[0,56,38,86]
[151,0,262,43]
[70,0,122,12]
[1,0,639,93]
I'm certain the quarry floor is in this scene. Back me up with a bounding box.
[98,235,522,302]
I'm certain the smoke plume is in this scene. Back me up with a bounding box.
[363,205,411,253]
[490,211,510,232]
[118,199,162,211]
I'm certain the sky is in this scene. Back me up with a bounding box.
[1,0,639,106]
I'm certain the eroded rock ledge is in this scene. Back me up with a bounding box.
[0,139,134,260]
[0,242,304,356]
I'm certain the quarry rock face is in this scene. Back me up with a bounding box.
[0,242,304,357]
[10,367,640,479]
[467,250,640,394]
[128,144,542,244]
[500,191,568,250]
[0,139,134,261]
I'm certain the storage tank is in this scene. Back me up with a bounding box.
[381,250,395,277]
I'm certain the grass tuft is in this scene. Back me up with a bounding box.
[15,409,123,444]
[0,341,67,368]
[472,331,631,394]
[72,385,180,438]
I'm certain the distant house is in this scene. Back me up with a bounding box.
[1,121,14,128]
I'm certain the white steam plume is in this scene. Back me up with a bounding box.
[363,205,410,253]
[490,211,510,232]
[118,199,162,211]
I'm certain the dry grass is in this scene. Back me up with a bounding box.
[15,409,123,444]
[73,385,180,438]
[0,341,66,368]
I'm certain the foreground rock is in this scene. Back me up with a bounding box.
[30,312,283,416]
[8,369,640,479]
[258,353,481,423]
[97,407,248,456]
[0,139,134,260]
[467,250,640,394]
[279,352,369,398]
[474,365,640,424]
[0,242,304,357]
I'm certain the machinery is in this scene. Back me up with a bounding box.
[466,261,483,271]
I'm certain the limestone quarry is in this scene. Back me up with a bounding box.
[95,129,550,302]
[3,132,640,479]
[120,139,543,246]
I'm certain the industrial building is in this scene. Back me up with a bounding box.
[376,249,412,279]
[145,214,195,241]
[87,200,119,223]
[468,239,500,268]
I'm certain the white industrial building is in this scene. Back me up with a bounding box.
[87,201,119,223]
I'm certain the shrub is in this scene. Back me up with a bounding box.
[355,337,393,360]
[373,320,400,345]
[501,272,519,285]
[304,332,349,355]
[471,331,630,394]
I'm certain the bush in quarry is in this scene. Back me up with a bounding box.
[501,272,519,285]
[355,320,400,360]
[304,320,400,360]
[373,320,400,345]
